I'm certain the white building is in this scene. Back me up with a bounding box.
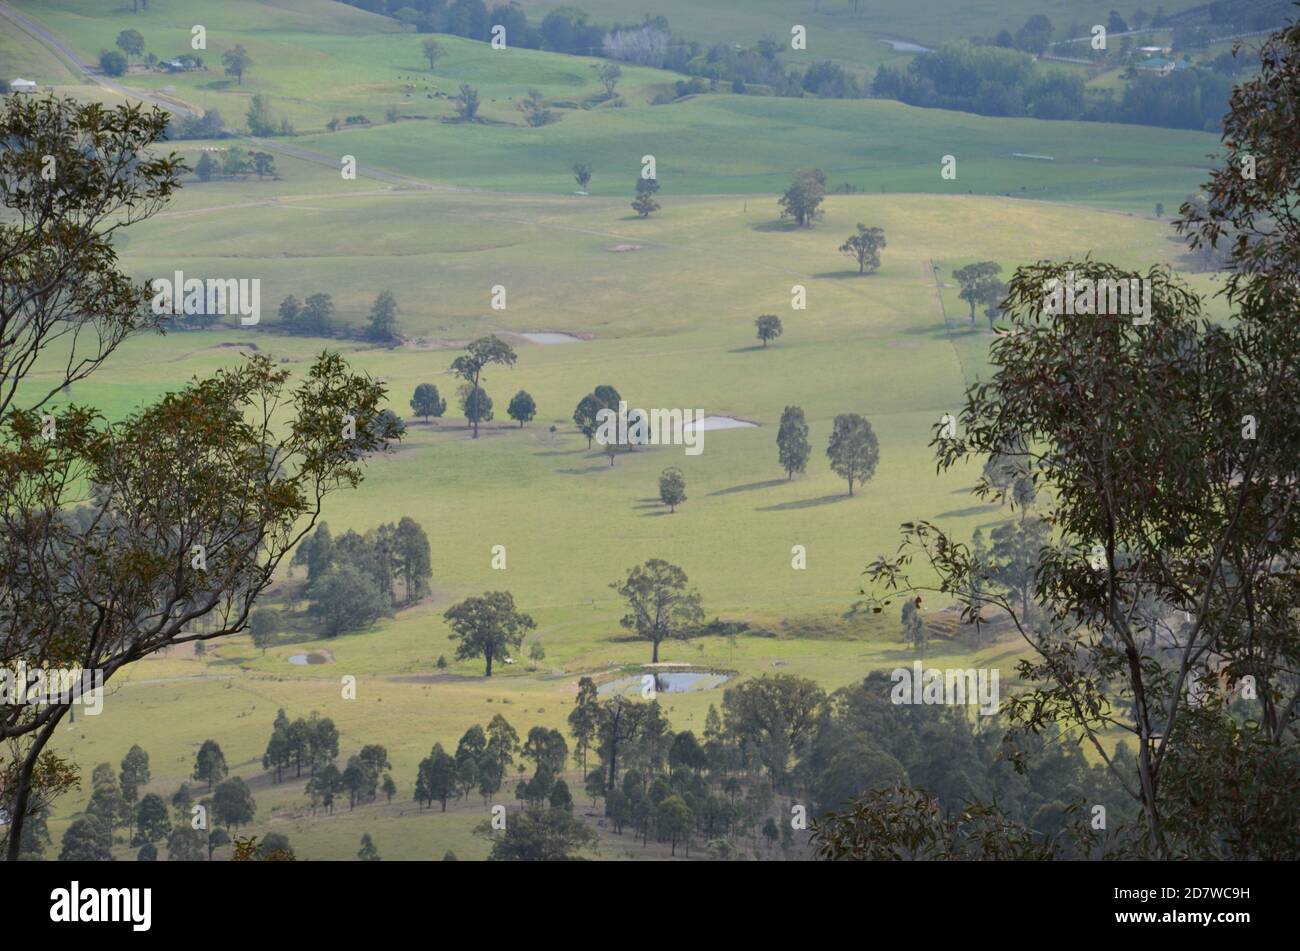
[9,78,39,93]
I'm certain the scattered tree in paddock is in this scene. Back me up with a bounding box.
[777,405,811,478]
[755,314,783,347]
[778,168,826,227]
[422,38,443,70]
[366,290,400,343]
[839,224,886,274]
[611,559,703,663]
[444,591,536,677]
[450,335,517,437]
[826,413,879,495]
[953,262,1004,326]
[659,466,687,512]
[508,390,537,427]
[410,383,447,421]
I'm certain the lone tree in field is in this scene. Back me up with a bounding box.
[597,62,622,98]
[573,161,593,192]
[900,599,927,653]
[251,151,275,180]
[444,591,536,677]
[573,393,602,447]
[778,168,826,228]
[450,335,517,438]
[777,405,811,478]
[519,89,554,127]
[507,390,536,427]
[116,29,145,60]
[410,383,447,422]
[826,413,879,495]
[453,83,481,121]
[365,290,400,343]
[422,38,444,70]
[839,224,886,274]
[953,262,1004,326]
[659,466,687,512]
[99,50,128,77]
[755,314,783,347]
[222,45,252,85]
[611,559,704,663]
[0,95,397,860]
[631,191,659,218]
[574,385,622,449]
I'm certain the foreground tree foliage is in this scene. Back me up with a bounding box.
[811,785,1095,860]
[0,95,398,859]
[854,17,1300,859]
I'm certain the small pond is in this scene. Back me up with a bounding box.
[516,332,583,345]
[597,670,731,697]
[684,416,757,433]
[881,39,932,52]
[288,652,329,666]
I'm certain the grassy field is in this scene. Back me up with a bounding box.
[38,184,1192,859]
[6,0,1231,861]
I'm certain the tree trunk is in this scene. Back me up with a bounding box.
[5,715,60,862]
[485,650,493,677]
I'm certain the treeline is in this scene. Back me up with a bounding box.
[566,671,1131,859]
[53,741,276,861]
[194,146,276,183]
[872,40,1235,131]
[339,1,865,100]
[290,518,432,635]
[52,712,397,860]
[274,289,401,342]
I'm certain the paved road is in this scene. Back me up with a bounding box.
[0,0,442,190]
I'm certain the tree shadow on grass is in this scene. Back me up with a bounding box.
[556,465,611,475]
[811,270,871,280]
[935,504,1002,518]
[209,654,253,666]
[903,322,962,337]
[756,493,850,512]
[639,509,673,517]
[710,478,787,496]
[749,219,803,233]
[533,448,586,457]
[727,345,769,353]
